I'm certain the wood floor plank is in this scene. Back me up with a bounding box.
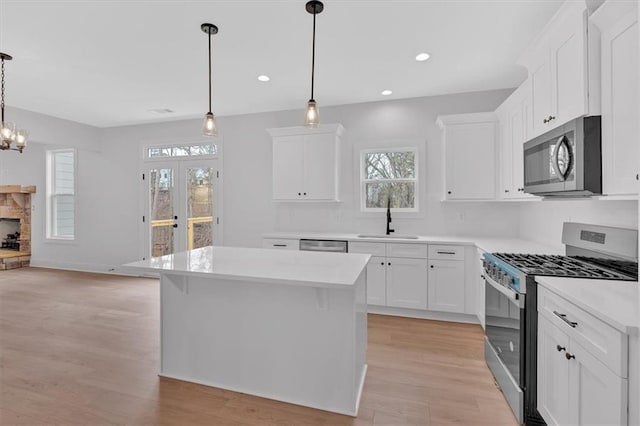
[0,267,517,425]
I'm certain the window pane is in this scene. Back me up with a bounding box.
[172,146,191,157]
[365,151,415,179]
[54,152,74,194]
[365,182,415,208]
[54,194,74,237]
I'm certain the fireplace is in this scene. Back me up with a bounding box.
[0,218,21,250]
[0,185,35,270]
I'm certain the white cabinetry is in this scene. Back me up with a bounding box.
[591,0,639,196]
[268,124,344,201]
[495,82,536,200]
[537,286,628,426]
[437,112,497,200]
[350,242,427,309]
[262,238,299,250]
[427,245,465,313]
[519,0,599,138]
[387,257,428,309]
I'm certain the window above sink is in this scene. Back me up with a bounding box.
[360,148,418,212]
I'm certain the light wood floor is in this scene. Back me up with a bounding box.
[0,268,517,425]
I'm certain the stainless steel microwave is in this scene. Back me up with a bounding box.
[523,116,601,196]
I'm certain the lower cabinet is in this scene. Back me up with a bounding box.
[537,287,628,426]
[366,256,387,306]
[386,257,428,309]
[427,259,465,313]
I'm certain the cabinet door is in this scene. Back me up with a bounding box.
[530,57,553,137]
[444,122,496,200]
[366,256,386,306]
[272,135,304,200]
[427,259,465,313]
[476,250,486,329]
[303,133,337,200]
[509,103,526,196]
[386,257,428,310]
[498,110,513,199]
[569,339,627,426]
[601,14,639,195]
[550,14,587,126]
[538,315,572,426]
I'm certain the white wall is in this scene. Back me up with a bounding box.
[518,199,638,251]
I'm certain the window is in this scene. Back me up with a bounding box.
[146,143,217,159]
[47,149,75,239]
[361,148,417,211]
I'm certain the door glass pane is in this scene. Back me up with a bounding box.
[186,167,214,250]
[149,168,174,257]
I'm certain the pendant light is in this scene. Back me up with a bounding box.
[0,52,27,153]
[201,23,218,137]
[304,0,324,128]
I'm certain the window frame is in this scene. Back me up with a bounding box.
[46,148,77,241]
[360,147,419,213]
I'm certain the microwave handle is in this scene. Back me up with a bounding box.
[551,136,565,181]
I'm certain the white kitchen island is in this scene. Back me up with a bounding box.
[124,246,370,416]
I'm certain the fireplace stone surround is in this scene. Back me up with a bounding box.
[0,185,35,270]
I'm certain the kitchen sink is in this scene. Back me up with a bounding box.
[356,234,419,239]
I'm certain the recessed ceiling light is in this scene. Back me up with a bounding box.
[415,53,431,62]
[381,90,393,96]
[257,75,270,82]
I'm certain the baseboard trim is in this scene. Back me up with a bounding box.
[28,259,154,277]
[367,305,480,324]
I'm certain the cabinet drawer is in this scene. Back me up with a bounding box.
[428,244,465,261]
[349,242,386,256]
[538,286,628,377]
[386,243,428,259]
[262,238,299,250]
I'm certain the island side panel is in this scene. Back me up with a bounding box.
[353,269,368,412]
[159,272,364,416]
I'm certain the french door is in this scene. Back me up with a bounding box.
[144,159,219,258]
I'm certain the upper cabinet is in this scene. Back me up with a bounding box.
[495,81,537,200]
[437,112,497,201]
[591,0,639,196]
[518,0,600,139]
[268,124,344,202]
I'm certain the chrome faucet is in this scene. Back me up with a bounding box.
[386,197,394,235]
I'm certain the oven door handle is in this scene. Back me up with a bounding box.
[484,272,525,309]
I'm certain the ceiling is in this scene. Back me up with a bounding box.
[0,0,564,128]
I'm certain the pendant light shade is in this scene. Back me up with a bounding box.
[304,1,324,127]
[0,52,27,153]
[201,23,218,137]
[304,100,319,128]
[202,112,217,136]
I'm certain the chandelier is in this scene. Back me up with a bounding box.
[0,52,27,153]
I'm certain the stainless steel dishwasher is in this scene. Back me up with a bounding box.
[299,239,348,253]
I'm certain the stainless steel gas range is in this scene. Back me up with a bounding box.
[482,223,638,425]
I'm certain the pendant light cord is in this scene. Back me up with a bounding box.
[208,32,212,113]
[1,58,5,123]
[310,10,316,100]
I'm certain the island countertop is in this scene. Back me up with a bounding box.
[123,246,370,289]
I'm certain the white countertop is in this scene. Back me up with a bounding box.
[536,276,639,336]
[123,246,370,289]
[263,232,563,255]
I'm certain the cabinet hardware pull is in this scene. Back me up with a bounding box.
[437,251,456,255]
[430,265,434,268]
[504,189,509,193]
[174,215,178,220]
[298,192,302,196]
[447,191,452,195]
[388,262,391,266]
[550,115,556,121]
[273,244,287,247]
[380,262,384,266]
[172,224,178,228]
[556,345,566,352]
[303,192,307,195]
[565,352,575,360]
[553,310,578,328]
[636,174,639,181]
[480,274,485,279]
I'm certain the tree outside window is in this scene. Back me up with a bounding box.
[361,149,417,211]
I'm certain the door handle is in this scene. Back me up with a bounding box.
[174,216,178,220]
